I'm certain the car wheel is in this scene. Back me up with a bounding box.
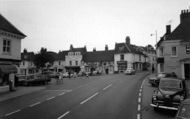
[154,107,159,111]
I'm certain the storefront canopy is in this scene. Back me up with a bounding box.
[0,64,17,74]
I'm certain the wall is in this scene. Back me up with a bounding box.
[0,34,21,60]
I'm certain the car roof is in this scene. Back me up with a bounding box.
[160,78,181,82]
[182,99,190,104]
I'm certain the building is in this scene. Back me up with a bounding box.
[114,36,147,72]
[83,45,115,74]
[53,50,68,72]
[141,45,157,71]
[156,9,190,80]
[0,14,26,89]
[65,45,87,73]
[19,50,36,75]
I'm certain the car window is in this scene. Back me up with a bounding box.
[177,104,190,118]
[159,80,181,90]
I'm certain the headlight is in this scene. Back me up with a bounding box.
[173,95,183,101]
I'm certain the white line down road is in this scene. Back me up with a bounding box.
[80,92,99,105]
[57,111,70,119]
[103,84,112,90]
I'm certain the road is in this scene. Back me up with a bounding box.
[0,72,148,119]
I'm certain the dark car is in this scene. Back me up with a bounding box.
[151,78,186,111]
[176,99,190,119]
[148,72,177,87]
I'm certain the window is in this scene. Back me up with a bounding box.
[69,61,72,66]
[139,55,141,61]
[120,54,124,61]
[59,61,61,65]
[159,47,164,57]
[76,61,78,66]
[171,46,177,56]
[3,39,11,54]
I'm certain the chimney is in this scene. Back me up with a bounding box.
[166,25,171,35]
[105,45,108,51]
[70,44,73,50]
[180,9,190,23]
[125,36,130,44]
[93,48,96,52]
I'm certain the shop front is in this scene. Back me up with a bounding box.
[0,63,18,91]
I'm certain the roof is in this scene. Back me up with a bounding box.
[0,14,26,37]
[21,52,35,61]
[56,51,69,60]
[83,50,115,62]
[115,42,144,55]
[70,47,87,55]
[167,20,190,42]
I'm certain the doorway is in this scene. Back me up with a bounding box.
[184,63,190,80]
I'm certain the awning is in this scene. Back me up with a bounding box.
[0,64,17,74]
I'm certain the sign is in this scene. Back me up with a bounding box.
[187,44,190,54]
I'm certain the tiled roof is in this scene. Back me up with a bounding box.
[83,50,115,62]
[167,20,190,42]
[21,52,35,61]
[115,43,130,53]
[70,47,87,55]
[115,42,144,55]
[0,14,26,37]
[56,51,69,60]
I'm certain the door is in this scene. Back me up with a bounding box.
[184,63,190,80]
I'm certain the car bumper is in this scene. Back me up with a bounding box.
[150,103,178,110]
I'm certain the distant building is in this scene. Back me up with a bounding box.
[114,36,147,72]
[65,45,87,73]
[19,50,36,75]
[53,50,68,72]
[83,45,115,74]
[156,9,190,80]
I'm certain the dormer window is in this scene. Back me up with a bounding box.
[68,52,74,56]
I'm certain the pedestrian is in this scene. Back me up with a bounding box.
[68,71,71,79]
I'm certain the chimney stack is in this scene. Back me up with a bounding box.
[125,36,130,44]
[166,25,171,35]
[105,45,108,51]
[93,48,96,52]
[70,44,73,50]
[180,9,190,23]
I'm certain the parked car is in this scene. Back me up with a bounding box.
[124,68,136,75]
[62,72,69,78]
[151,78,186,111]
[149,72,177,87]
[176,98,190,119]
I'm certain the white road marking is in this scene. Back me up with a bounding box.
[58,92,65,96]
[46,89,72,92]
[137,113,140,119]
[138,97,141,103]
[29,102,41,107]
[57,111,70,119]
[139,89,142,92]
[103,84,112,90]
[138,104,141,111]
[80,92,99,105]
[46,96,55,100]
[5,109,21,116]
[139,92,141,97]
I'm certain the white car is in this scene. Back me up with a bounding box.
[124,68,136,75]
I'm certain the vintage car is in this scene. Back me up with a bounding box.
[148,72,177,87]
[150,78,186,111]
[124,68,136,75]
[176,98,190,119]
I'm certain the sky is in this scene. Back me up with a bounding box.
[0,0,190,53]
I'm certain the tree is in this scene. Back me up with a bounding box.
[33,47,55,69]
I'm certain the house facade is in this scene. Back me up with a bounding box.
[0,14,26,65]
[156,9,190,80]
[83,45,115,74]
[0,14,26,89]
[114,36,147,72]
